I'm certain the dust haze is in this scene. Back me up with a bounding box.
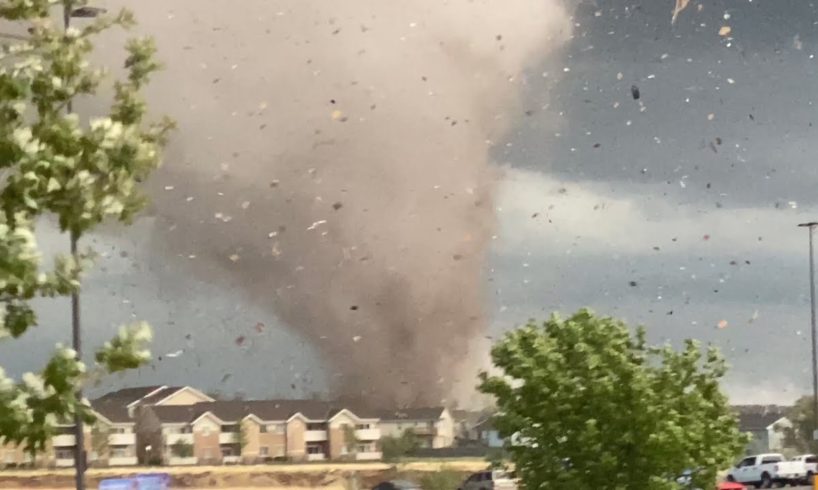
[100,0,569,407]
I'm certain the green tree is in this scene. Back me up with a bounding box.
[381,429,420,461]
[780,396,817,453]
[342,424,358,458]
[478,309,747,490]
[236,420,249,457]
[0,0,171,457]
[90,423,109,462]
[170,439,193,458]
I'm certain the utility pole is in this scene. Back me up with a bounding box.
[63,2,85,486]
[62,2,105,488]
[799,221,818,445]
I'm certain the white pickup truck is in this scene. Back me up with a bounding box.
[791,454,818,483]
[726,453,806,487]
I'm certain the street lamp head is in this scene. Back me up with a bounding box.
[70,6,106,18]
[799,222,818,228]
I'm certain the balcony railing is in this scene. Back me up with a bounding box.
[55,457,75,467]
[355,451,383,461]
[218,432,238,444]
[167,456,197,466]
[108,456,138,466]
[52,434,76,447]
[410,426,436,436]
[307,453,326,461]
[165,433,194,446]
[305,430,328,442]
[355,428,381,440]
[109,433,136,446]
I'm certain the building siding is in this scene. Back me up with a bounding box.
[193,417,221,464]
[286,418,307,461]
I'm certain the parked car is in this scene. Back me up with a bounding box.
[792,454,818,483]
[459,470,517,490]
[725,453,806,488]
[717,483,746,490]
[674,469,748,490]
[372,480,422,490]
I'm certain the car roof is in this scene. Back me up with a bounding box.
[390,480,420,489]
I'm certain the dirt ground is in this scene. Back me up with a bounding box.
[0,460,489,489]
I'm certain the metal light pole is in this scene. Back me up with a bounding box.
[62,2,87,487]
[61,3,105,489]
[799,221,818,445]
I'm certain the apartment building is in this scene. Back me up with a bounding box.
[2,385,387,468]
[137,400,382,465]
[377,407,455,448]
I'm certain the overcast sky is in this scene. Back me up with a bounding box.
[2,0,817,405]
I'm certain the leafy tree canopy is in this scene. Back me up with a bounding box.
[0,0,172,454]
[479,309,748,490]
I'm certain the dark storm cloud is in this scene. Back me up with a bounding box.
[4,0,817,406]
[503,0,818,208]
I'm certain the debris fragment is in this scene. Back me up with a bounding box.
[718,26,732,37]
[631,85,640,100]
[671,0,691,24]
[717,319,728,329]
[307,220,327,231]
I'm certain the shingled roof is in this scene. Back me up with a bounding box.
[148,400,379,424]
[94,386,166,406]
[91,400,134,424]
[150,405,204,424]
[133,386,188,406]
[376,407,446,421]
[733,405,790,431]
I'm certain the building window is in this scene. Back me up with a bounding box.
[357,444,372,453]
[307,444,324,454]
[221,424,239,433]
[111,427,130,434]
[221,446,234,457]
[355,424,370,430]
[55,449,74,460]
[259,425,267,433]
[259,447,269,456]
[111,446,129,458]
[306,423,325,431]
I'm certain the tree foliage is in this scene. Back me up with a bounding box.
[0,0,171,454]
[90,422,108,460]
[780,395,818,454]
[478,309,747,490]
[381,429,420,461]
[237,420,249,455]
[170,439,193,458]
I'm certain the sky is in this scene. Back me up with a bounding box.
[1,0,817,405]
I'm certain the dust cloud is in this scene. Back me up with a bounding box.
[105,0,569,407]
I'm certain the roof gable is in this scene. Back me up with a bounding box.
[94,386,166,406]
